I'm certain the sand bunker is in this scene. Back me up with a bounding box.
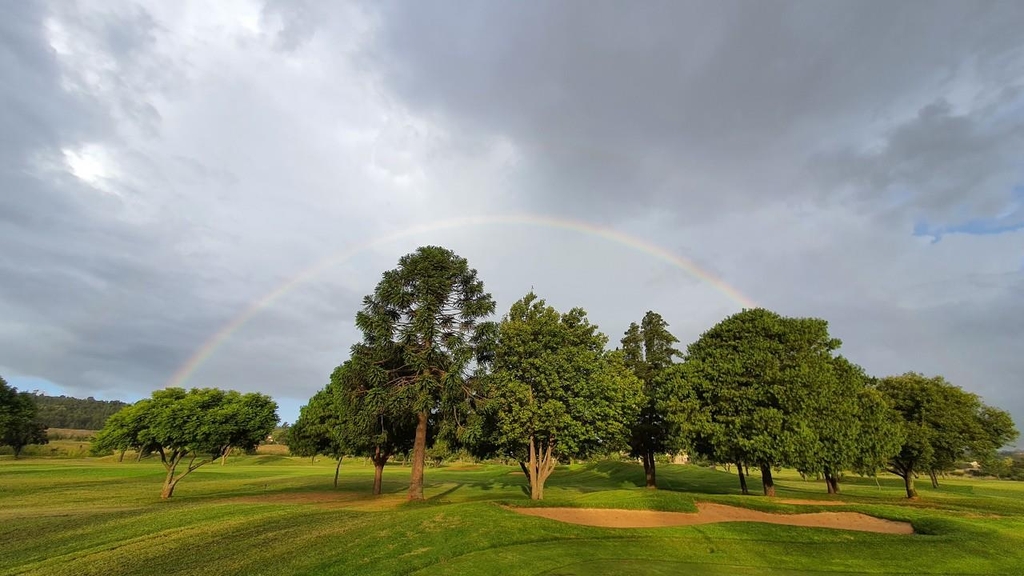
[512,502,913,534]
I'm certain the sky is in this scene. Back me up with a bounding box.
[2,1,1023,430]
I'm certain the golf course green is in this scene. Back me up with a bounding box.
[3,455,1023,575]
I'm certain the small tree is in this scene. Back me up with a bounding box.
[294,359,416,493]
[94,388,278,498]
[620,311,682,488]
[290,385,352,486]
[1,378,48,459]
[878,373,1017,498]
[355,246,495,501]
[475,293,642,499]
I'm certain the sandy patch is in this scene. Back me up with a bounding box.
[512,502,913,534]
[777,499,846,506]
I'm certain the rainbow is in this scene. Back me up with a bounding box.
[166,214,756,388]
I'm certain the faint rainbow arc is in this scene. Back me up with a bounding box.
[166,214,757,388]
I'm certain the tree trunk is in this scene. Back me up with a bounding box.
[136,450,143,463]
[333,457,343,489]
[760,463,775,497]
[161,479,178,499]
[519,460,531,484]
[824,470,840,494]
[736,461,749,495]
[903,473,918,499]
[408,410,428,501]
[12,445,22,459]
[373,461,385,495]
[526,435,556,500]
[118,449,126,462]
[643,451,657,488]
[161,465,178,499]
[929,469,939,489]
[221,448,230,466]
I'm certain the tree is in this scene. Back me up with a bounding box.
[30,393,128,429]
[682,308,840,496]
[91,402,155,462]
[878,373,1017,498]
[793,358,904,494]
[355,246,495,501]
[289,387,351,486]
[93,388,278,498]
[850,385,905,484]
[1,377,49,458]
[474,293,642,499]
[293,360,416,493]
[620,311,682,488]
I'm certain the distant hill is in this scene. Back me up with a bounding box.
[31,393,129,430]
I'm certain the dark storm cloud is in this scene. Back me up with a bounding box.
[365,0,1024,221]
[814,96,1024,222]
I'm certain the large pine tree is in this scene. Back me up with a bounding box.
[354,246,495,501]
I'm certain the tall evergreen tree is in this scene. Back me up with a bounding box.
[354,246,495,501]
[620,311,682,488]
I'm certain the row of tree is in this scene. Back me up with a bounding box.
[0,377,49,458]
[31,393,128,430]
[292,246,1018,500]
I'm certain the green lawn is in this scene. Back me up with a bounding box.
[2,456,1023,575]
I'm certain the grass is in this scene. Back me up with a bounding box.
[2,455,1023,575]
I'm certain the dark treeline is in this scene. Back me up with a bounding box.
[290,246,1019,501]
[1,377,48,458]
[31,394,129,430]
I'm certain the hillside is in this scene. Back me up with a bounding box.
[31,393,128,430]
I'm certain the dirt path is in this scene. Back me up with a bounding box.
[512,502,913,534]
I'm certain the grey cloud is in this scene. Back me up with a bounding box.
[0,4,234,398]
[814,96,1024,223]
[365,0,1024,221]
[3,0,1024,434]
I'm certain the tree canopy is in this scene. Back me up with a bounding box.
[878,373,1018,498]
[474,293,642,499]
[1,377,48,458]
[621,311,683,488]
[30,393,128,430]
[292,360,416,492]
[681,308,844,496]
[93,387,278,498]
[354,246,495,501]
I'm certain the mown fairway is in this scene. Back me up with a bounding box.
[2,456,1024,575]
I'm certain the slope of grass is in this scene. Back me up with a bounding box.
[2,456,1023,575]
